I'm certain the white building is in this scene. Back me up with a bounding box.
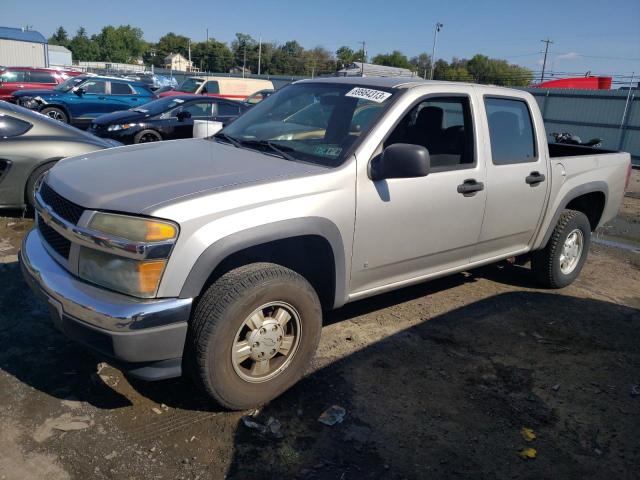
[0,26,48,67]
[163,53,195,72]
[47,44,72,67]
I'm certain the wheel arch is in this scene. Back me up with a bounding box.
[538,181,608,248]
[40,103,70,118]
[23,157,62,204]
[179,217,347,309]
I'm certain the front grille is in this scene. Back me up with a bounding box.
[38,219,71,258]
[39,182,85,224]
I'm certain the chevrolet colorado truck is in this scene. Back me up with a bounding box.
[20,77,632,410]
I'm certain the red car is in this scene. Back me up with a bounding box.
[0,67,82,101]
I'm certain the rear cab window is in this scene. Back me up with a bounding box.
[484,97,536,165]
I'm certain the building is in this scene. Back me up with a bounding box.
[47,44,72,67]
[337,62,416,77]
[163,53,194,72]
[0,26,48,67]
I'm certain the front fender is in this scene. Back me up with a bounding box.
[177,217,347,308]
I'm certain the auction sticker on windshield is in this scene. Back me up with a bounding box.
[345,87,392,103]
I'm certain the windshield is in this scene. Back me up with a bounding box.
[131,97,191,116]
[54,76,86,92]
[221,83,397,166]
[179,77,204,93]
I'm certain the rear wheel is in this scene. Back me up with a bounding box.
[185,263,322,410]
[134,129,162,143]
[531,209,591,288]
[40,107,68,124]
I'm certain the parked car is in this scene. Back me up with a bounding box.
[11,75,156,129]
[88,94,249,144]
[160,76,274,101]
[121,73,179,92]
[21,78,631,410]
[0,67,82,101]
[243,88,275,106]
[0,101,120,210]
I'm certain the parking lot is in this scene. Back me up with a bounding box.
[0,171,636,479]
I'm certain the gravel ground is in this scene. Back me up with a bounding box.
[0,172,638,480]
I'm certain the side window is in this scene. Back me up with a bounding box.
[201,81,220,94]
[81,80,106,94]
[217,102,240,117]
[110,82,134,95]
[1,70,26,83]
[183,102,213,117]
[27,71,56,84]
[485,97,536,165]
[0,114,32,138]
[385,96,475,170]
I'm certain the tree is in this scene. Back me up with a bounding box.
[49,26,69,47]
[410,53,431,78]
[93,25,146,63]
[192,39,234,73]
[153,32,190,67]
[372,50,413,70]
[68,27,99,61]
[336,46,355,69]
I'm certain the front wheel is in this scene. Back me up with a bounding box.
[531,209,591,288]
[40,107,68,124]
[185,263,322,410]
[134,129,162,143]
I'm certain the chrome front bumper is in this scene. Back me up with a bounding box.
[20,229,193,379]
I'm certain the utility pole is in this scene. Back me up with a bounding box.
[359,41,366,77]
[242,44,247,78]
[540,38,553,83]
[188,39,192,72]
[257,36,262,75]
[429,22,443,80]
[206,28,209,43]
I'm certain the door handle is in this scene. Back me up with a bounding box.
[457,179,484,195]
[525,171,546,185]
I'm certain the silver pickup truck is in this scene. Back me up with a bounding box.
[20,77,632,410]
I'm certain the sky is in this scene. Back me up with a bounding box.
[3,0,639,83]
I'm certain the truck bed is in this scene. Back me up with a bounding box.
[548,142,618,158]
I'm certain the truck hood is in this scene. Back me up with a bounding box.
[45,139,326,214]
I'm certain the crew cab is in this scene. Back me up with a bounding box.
[20,77,631,410]
[11,75,156,129]
[0,67,81,101]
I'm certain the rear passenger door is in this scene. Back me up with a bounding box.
[25,70,57,91]
[106,81,141,112]
[472,95,549,260]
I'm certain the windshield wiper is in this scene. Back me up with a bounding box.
[237,139,298,161]
[213,132,241,147]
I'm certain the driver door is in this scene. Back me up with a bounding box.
[350,94,487,295]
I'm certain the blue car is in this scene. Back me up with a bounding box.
[11,75,156,129]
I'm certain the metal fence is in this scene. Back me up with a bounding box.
[523,88,639,165]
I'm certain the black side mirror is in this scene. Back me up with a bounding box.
[74,87,84,97]
[369,143,430,181]
[177,110,192,121]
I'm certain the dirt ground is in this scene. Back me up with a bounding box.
[0,172,638,480]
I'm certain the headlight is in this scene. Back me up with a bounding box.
[89,212,177,242]
[78,213,178,297]
[107,123,138,132]
[19,97,37,108]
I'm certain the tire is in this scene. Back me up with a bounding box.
[134,129,162,143]
[185,263,322,410]
[40,107,68,124]
[531,209,591,288]
[25,162,56,210]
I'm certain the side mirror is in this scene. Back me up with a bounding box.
[74,87,84,97]
[193,120,224,138]
[369,143,430,181]
[177,110,192,122]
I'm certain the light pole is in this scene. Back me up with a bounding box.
[428,22,443,80]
